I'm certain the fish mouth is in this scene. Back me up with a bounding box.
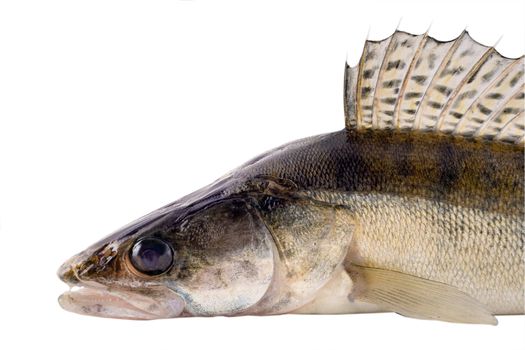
[58,262,185,320]
[58,284,186,320]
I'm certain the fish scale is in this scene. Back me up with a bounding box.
[58,29,524,324]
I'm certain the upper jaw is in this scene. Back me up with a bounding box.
[58,253,186,320]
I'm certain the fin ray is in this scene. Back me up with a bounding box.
[344,30,525,145]
[348,265,498,325]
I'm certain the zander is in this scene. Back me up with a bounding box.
[58,30,525,324]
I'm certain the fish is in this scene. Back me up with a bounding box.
[58,29,525,324]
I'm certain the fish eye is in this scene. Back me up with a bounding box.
[129,237,174,276]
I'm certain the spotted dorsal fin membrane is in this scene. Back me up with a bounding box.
[344,30,525,145]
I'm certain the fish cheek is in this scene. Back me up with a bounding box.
[169,199,275,316]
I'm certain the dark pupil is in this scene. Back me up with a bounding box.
[130,238,173,275]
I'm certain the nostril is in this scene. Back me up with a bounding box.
[57,259,81,286]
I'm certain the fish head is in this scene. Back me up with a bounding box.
[58,177,276,319]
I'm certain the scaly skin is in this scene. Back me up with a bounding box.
[58,128,524,319]
[235,129,524,315]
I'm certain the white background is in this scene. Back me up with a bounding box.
[0,1,524,349]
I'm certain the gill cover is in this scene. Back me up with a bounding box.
[170,198,275,316]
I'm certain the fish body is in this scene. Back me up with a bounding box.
[238,130,524,317]
[58,30,525,324]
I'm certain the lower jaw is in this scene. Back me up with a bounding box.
[58,284,185,320]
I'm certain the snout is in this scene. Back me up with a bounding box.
[57,255,83,286]
[58,242,120,285]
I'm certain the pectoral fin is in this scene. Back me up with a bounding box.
[348,265,497,325]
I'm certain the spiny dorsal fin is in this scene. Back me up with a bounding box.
[344,30,525,145]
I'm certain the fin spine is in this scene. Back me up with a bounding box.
[453,58,523,135]
[495,109,524,141]
[393,32,428,129]
[474,84,525,138]
[413,31,467,130]
[344,28,524,144]
[372,33,398,128]
[434,47,495,131]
